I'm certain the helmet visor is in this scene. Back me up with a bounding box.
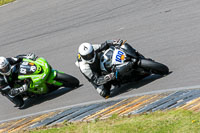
[0,64,11,74]
[81,50,95,61]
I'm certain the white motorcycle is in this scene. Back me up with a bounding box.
[100,42,169,85]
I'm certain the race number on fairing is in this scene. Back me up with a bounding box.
[115,50,124,62]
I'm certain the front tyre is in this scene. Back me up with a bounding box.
[55,72,80,88]
[138,59,169,75]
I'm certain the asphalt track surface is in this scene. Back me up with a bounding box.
[0,0,200,122]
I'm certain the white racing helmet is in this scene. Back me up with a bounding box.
[78,43,96,64]
[0,57,11,76]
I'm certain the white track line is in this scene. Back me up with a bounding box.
[0,85,200,124]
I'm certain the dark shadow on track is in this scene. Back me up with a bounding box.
[20,85,82,109]
[110,73,171,97]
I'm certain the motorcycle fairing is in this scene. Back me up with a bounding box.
[18,58,65,94]
[121,43,138,58]
[112,49,126,65]
[100,48,126,73]
[19,62,41,75]
[18,58,50,94]
[46,69,63,86]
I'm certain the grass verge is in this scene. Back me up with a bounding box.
[25,109,200,133]
[0,0,15,6]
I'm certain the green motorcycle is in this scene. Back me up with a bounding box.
[17,57,79,96]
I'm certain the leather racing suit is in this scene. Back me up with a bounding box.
[76,40,118,98]
[0,54,36,108]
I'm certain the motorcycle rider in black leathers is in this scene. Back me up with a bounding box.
[0,53,37,108]
[76,40,134,98]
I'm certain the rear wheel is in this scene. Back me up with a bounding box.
[138,59,169,75]
[55,72,80,88]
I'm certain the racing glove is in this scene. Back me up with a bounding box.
[92,72,116,85]
[104,72,115,82]
[9,84,28,96]
[113,39,126,45]
[26,53,37,60]
[113,39,127,49]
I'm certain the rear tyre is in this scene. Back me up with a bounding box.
[55,72,80,88]
[138,59,169,75]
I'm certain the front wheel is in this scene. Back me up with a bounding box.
[138,59,169,75]
[55,72,80,88]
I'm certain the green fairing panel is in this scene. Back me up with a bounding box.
[47,69,63,86]
[18,58,50,94]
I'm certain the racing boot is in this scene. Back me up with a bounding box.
[6,94,24,108]
[96,84,111,99]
